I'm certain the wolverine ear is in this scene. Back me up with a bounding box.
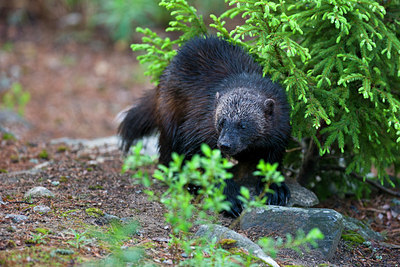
[263,99,275,115]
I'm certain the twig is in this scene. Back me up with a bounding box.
[285,147,302,153]
[5,201,36,204]
[321,165,400,197]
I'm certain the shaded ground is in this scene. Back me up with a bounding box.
[1,24,400,266]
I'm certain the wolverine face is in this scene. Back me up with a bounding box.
[214,89,275,156]
[216,116,258,156]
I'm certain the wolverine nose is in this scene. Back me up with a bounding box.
[218,142,231,153]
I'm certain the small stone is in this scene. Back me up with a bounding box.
[94,213,121,226]
[59,12,82,27]
[51,181,60,186]
[7,226,17,232]
[87,160,98,166]
[32,162,51,170]
[25,186,55,199]
[33,205,51,214]
[162,259,173,265]
[153,237,170,242]
[51,249,74,256]
[29,159,39,164]
[5,214,28,223]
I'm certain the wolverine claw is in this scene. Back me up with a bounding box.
[228,199,243,218]
[225,192,243,218]
[266,182,291,206]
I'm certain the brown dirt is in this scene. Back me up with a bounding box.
[1,22,150,141]
[1,24,400,266]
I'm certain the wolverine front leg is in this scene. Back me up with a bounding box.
[223,178,243,217]
[255,178,290,206]
[234,161,291,207]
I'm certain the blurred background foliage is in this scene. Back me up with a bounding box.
[0,0,226,42]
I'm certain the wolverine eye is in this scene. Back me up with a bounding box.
[239,122,246,129]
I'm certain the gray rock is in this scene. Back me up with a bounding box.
[51,136,121,156]
[29,159,39,164]
[286,180,319,207]
[0,110,30,138]
[138,135,159,157]
[24,186,55,199]
[6,214,28,223]
[50,249,75,256]
[32,161,51,171]
[94,213,121,226]
[0,110,30,126]
[343,216,384,242]
[33,205,51,214]
[195,224,279,267]
[240,206,343,260]
[50,136,119,149]
[59,12,82,28]
[50,135,160,157]
[0,196,5,205]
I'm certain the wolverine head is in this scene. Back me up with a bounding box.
[214,88,275,157]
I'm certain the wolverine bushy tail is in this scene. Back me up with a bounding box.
[118,89,158,153]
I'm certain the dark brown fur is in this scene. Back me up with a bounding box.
[119,36,291,216]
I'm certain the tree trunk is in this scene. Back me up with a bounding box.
[297,139,320,186]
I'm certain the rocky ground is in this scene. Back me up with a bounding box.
[1,24,400,266]
[1,136,400,266]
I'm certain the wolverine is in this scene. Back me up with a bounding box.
[119,36,291,217]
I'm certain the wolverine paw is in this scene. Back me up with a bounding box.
[225,195,243,218]
[223,179,243,217]
[265,182,291,206]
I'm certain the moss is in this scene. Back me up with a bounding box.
[0,169,8,173]
[57,145,68,152]
[342,230,366,246]
[35,228,51,235]
[60,209,79,218]
[218,238,237,249]
[10,155,19,163]
[88,185,104,190]
[2,132,16,141]
[85,208,104,218]
[141,241,157,249]
[38,149,49,160]
[59,176,68,183]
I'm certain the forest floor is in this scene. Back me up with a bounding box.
[0,24,400,266]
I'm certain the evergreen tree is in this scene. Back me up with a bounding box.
[131,0,400,197]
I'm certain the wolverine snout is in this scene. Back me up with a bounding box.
[217,140,232,154]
